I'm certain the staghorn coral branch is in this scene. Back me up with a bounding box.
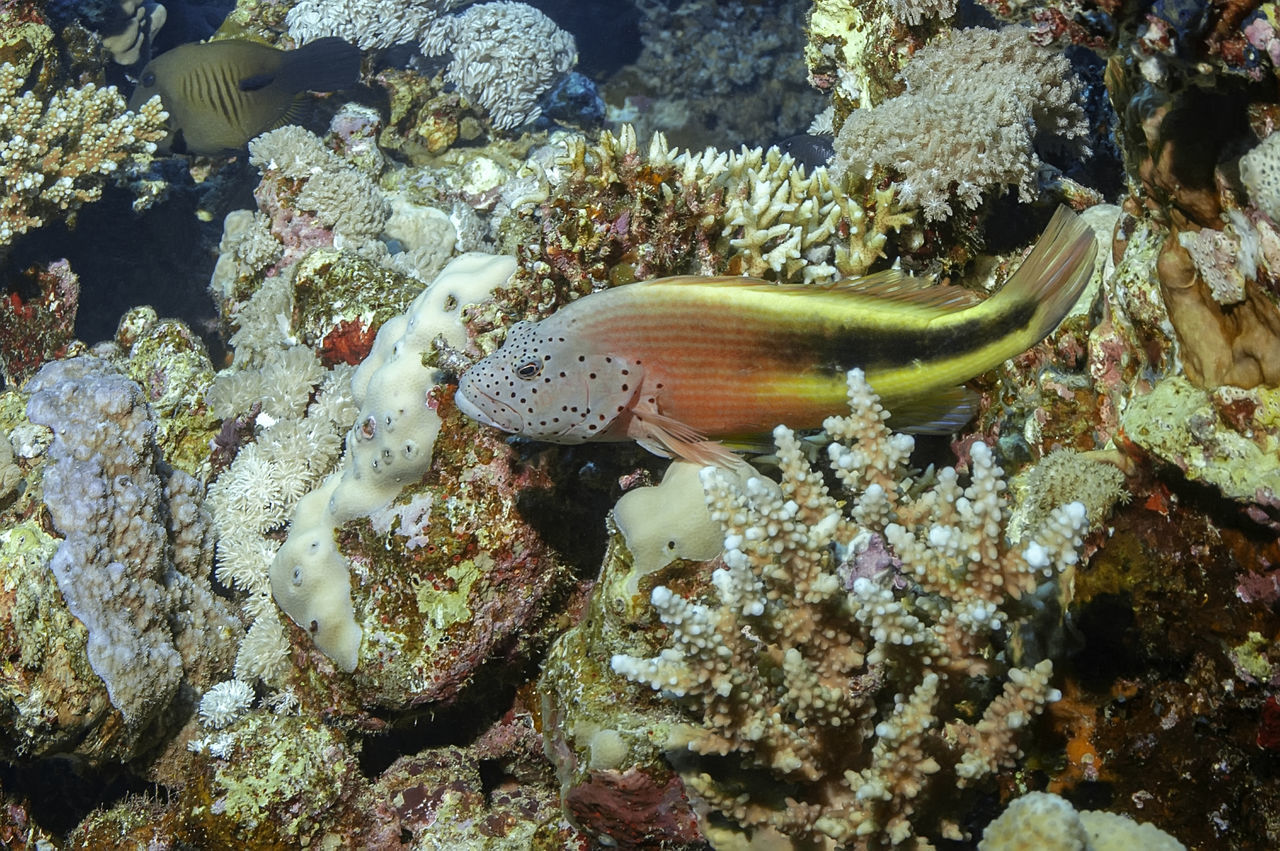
[612,369,1087,844]
[0,62,167,251]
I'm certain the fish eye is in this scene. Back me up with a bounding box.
[515,359,542,380]
[141,71,156,87]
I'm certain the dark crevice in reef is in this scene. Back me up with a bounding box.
[356,656,541,780]
[0,160,254,360]
[513,441,666,579]
[0,756,152,837]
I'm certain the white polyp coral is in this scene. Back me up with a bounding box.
[421,1,577,131]
[831,26,1088,221]
[249,126,390,248]
[884,0,959,26]
[198,679,256,729]
[286,0,465,49]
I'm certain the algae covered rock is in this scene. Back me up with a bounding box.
[277,398,575,714]
[173,709,399,849]
[536,519,708,848]
[1120,374,1280,515]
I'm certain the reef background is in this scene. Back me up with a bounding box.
[0,0,1279,848]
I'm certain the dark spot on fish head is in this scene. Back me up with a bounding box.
[459,317,647,445]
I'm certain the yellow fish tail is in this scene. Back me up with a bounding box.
[986,205,1098,352]
[874,206,1097,401]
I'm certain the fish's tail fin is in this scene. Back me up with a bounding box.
[989,205,1098,344]
[279,37,362,94]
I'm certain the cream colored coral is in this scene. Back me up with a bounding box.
[979,791,1186,851]
[270,253,517,672]
[611,369,1083,844]
[0,62,167,249]
[561,125,913,283]
[612,461,734,582]
[421,1,576,131]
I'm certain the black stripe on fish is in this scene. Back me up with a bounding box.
[777,299,1039,376]
[212,65,233,124]
[196,65,212,115]
[224,65,243,128]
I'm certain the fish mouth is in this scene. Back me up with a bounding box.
[454,386,521,433]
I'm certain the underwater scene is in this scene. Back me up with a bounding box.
[0,0,1279,847]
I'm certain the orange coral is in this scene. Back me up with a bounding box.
[1157,225,1280,387]
[1123,83,1280,389]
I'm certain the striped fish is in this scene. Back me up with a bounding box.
[455,207,1097,466]
[128,38,360,155]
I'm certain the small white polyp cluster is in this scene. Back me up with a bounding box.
[198,679,256,729]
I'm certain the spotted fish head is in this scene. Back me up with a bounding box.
[455,320,642,444]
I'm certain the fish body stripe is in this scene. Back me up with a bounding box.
[558,280,1042,427]
[456,207,1096,448]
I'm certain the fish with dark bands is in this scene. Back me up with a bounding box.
[128,37,361,155]
[455,207,1098,466]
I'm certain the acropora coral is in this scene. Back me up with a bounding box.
[0,61,167,254]
[544,371,1088,846]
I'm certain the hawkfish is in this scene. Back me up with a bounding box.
[455,207,1097,466]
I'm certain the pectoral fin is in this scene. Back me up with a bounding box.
[239,72,277,92]
[887,386,978,434]
[627,401,740,468]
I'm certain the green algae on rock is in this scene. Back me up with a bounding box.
[1121,374,1280,512]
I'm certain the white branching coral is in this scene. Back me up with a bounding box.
[563,125,913,283]
[0,61,168,250]
[611,369,1086,845]
[832,26,1088,221]
[421,1,577,131]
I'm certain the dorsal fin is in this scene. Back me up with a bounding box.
[821,269,986,309]
[641,272,987,310]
